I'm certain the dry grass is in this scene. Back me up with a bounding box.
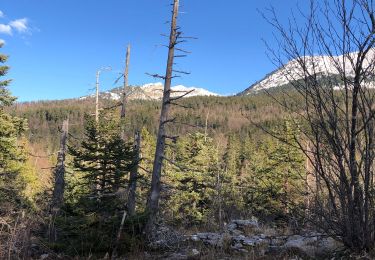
[0,213,32,259]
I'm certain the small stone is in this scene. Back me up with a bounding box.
[226,223,237,231]
[190,248,200,256]
[194,232,224,246]
[40,254,49,260]
[165,253,188,260]
[231,229,243,236]
[231,242,244,250]
[191,235,199,241]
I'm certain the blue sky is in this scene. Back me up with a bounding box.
[1,0,307,101]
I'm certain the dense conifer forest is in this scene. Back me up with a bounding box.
[7,92,308,258]
[3,0,375,259]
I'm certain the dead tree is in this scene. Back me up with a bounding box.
[146,0,195,231]
[145,0,180,230]
[95,66,112,123]
[264,0,375,252]
[113,44,141,257]
[95,71,100,123]
[121,44,131,139]
[112,44,131,192]
[204,110,210,142]
[48,118,69,242]
[127,131,141,216]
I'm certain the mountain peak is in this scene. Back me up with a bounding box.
[80,83,219,101]
[240,49,375,95]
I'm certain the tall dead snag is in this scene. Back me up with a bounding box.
[121,44,131,138]
[94,67,111,199]
[49,118,69,242]
[114,44,131,192]
[95,70,100,123]
[127,131,141,216]
[95,66,112,123]
[204,110,210,142]
[146,0,180,230]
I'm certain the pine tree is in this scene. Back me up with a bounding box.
[223,134,241,176]
[69,112,133,209]
[0,43,28,213]
[167,132,219,225]
[135,127,156,211]
[220,134,246,219]
[245,120,305,221]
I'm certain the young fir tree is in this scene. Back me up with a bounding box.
[167,132,219,226]
[246,120,305,221]
[0,43,28,213]
[135,127,155,211]
[69,111,133,211]
[59,112,141,255]
[219,134,246,220]
[223,134,241,176]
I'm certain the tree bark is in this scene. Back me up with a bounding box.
[49,118,69,242]
[146,0,180,231]
[121,44,131,138]
[127,131,140,216]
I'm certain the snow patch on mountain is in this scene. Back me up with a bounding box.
[80,83,219,101]
[243,49,375,94]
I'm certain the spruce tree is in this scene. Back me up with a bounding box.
[167,132,219,225]
[136,127,156,211]
[69,111,133,210]
[220,134,246,219]
[245,120,305,220]
[0,43,27,213]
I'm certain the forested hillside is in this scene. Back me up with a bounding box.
[8,92,308,258]
[3,0,375,259]
[13,94,288,152]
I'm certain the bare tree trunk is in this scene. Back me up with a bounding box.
[217,170,223,229]
[95,71,100,123]
[95,70,101,198]
[49,118,69,242]
[121,44,131,139]
[204,110,210,143]
[146,0,180,231]
[112,210,127,259]
[113,44,131,192]
[94,67,111,198]
[127,131,140,216]
[284,169,290,214]
[112,46,136,258]
[95,66,111,123]
[304,141,312,219]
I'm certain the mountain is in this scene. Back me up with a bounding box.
[240,49,375,95]
[80,82,219,101]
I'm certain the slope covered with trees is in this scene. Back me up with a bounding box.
[0,43,47,259]
[3,0,375,258]
[6,91,309,257]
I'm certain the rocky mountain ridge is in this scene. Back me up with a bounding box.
[240,49,375,95]
[80,82,219,101]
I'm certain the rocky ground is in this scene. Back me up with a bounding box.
[137,219,345,260]
[35,219,347,259]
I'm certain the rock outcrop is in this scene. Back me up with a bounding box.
[189,219,344,258]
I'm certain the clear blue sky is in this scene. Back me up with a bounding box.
[1,0,308,101]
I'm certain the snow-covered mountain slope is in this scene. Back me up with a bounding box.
[80,82,219,101]
[240,49,375,95]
